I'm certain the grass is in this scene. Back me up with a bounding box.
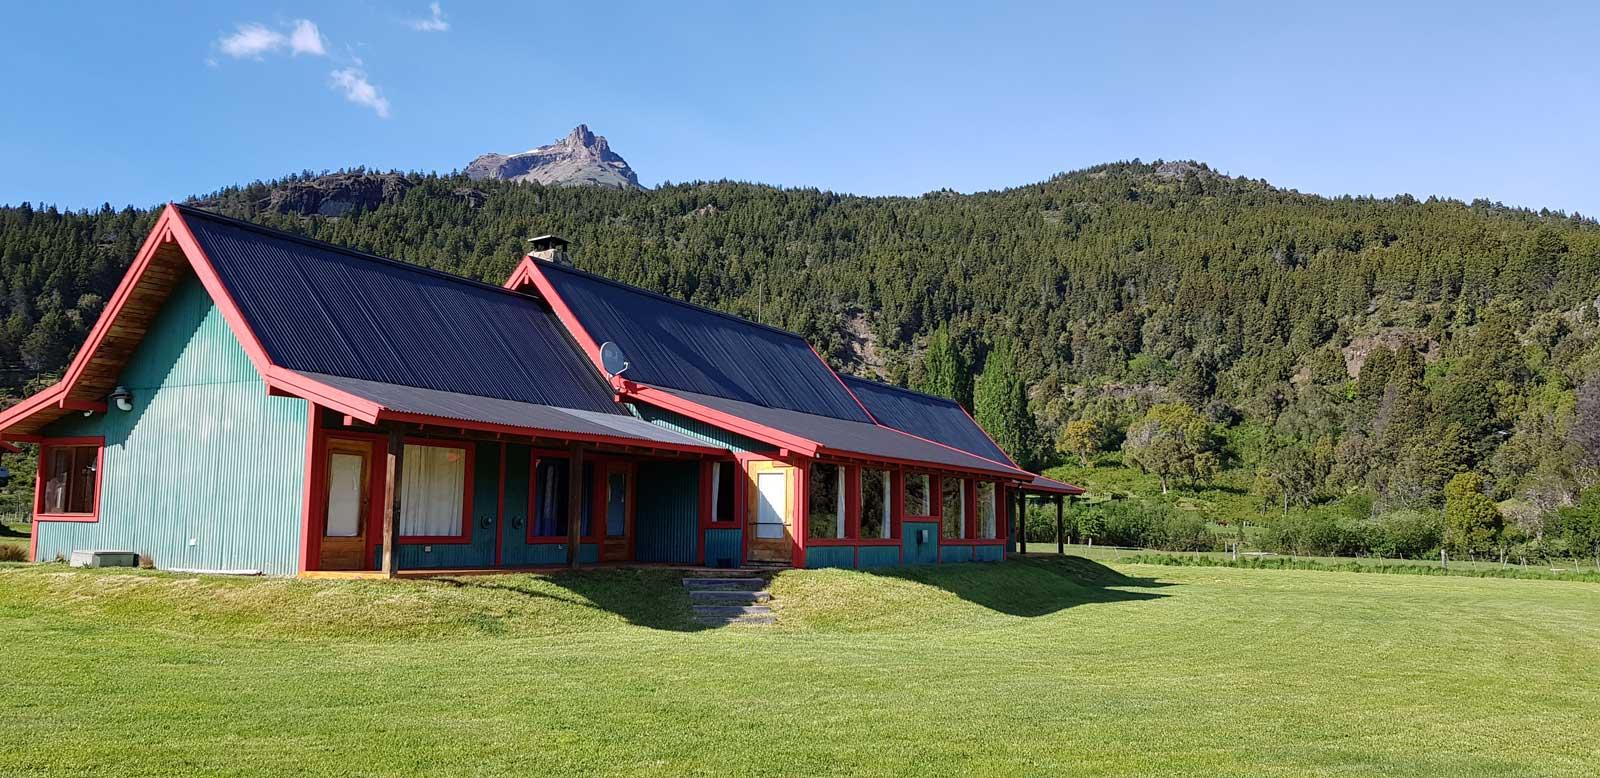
[0,520,28,561]
[2,558,1597,776]
[1122,552,1600,583]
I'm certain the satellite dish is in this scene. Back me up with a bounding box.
[599,341,631,378]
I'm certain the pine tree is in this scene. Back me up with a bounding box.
[917,326,971,409]
[973,338,1036,469]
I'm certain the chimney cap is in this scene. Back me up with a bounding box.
[527,234,569,251]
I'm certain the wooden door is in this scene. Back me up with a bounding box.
[319,438,374,570]
[599,462,634,562]
[746,462,794,563]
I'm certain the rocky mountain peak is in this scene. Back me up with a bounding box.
[466,125,641,190]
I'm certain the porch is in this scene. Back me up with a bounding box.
[302,407,744,576]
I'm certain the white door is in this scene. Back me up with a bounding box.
[749,469,791,562]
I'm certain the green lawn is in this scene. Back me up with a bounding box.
[2,558,1596,776]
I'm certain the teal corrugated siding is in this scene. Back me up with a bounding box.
[857,545,901,568]
[36,275,308,575]
[634,461,699,564]
[939,545,974,564]
[498,444,533,564]
[628,404,774,455]
[703,528,742,567]
[805,546,855,568]
[973,544,1004,563]
[902,521,939,565]
[386,441,499,569]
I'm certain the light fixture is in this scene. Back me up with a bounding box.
[109,385,133,412]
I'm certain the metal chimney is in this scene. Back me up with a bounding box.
[527,234,572,266]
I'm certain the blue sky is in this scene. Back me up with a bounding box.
[3,1,1597,215]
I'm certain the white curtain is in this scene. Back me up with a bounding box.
[400,444,467,536]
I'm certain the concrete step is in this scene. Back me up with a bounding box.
[682,577,767,590]
[689,589,770,604]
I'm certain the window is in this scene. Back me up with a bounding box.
[754,471,787,539]
[860,468,890,539]
[605,470,628,538]
[533,458,569,537]
[808,463,845,539]
[399,443,467,538]
[39,441,100,517]
[710,461,736,524]
[976,481,998,539]
[941,477,965,539]
[532,458,597,539]
[904,473,931,516]
[324,452,365,537]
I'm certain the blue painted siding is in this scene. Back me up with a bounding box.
[902,521,939,565]
[634,461,699,564]
[939,545,974,564]
[805,546,855,569]
[973,545,1004,563]
[857,545,901,568]
[703,528,742,567]
[36,275,308,575]
[628,404,775,455]
[499,444,532,564]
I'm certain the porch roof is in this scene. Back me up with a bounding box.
[1023,473,1086,496]
[293,371,727,454]
[630,383,1030,478]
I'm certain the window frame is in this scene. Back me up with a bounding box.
[940,475,967,540]
[805,460,901,547]
[858,466,892,540]
[704,460,740,527]
[33,436,104,522]
[526,451,628,545]
[395,437,475,545]
[903,471,935,520]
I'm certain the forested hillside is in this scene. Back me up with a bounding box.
[5,161,1600,559]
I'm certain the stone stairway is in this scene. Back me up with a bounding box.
[684,575,774,626]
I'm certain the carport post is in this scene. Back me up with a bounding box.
[380,427,405,579]
[1056,495,1065,556]
[567,443,585,569]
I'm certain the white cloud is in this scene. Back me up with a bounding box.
[410,3,449,32]
[329,68,391,118]
[217,19,326,58]
[288,20,327,56]
[219,23,287,58]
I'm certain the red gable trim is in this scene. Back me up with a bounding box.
[624,384,820,457]
[506,257,607,370]
[0,382,68,439]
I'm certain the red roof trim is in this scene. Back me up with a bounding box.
[624,383,820,456]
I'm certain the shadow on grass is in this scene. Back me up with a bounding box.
[427,555,1172,631]
[432,569,712,633]
[856,554,1173,618]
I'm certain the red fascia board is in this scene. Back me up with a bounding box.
[55,205,279,412]
[510,258,607,371]
[809,342,879,424]
[263,368,383,423]
[58,210,181,396]
[623,384,820,456]
[166,205,276,375]
[0,382,68,435]
[955,401,1022,470]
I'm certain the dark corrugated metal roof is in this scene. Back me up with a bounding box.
[840,375,1014,465]
[643,384,1027,477]
[1026,473,1085,495]
[294,372,720,450]
[178,206,620,415]
[536,262,874,422]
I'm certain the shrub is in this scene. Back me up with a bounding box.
[1373,509,1443,559]
[0,544,26,562]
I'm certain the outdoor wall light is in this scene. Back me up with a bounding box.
[109,385,134,412]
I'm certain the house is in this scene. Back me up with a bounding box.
[0,205,1080,577]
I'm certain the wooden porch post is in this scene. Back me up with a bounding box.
[1056,495,1065,556]
[1017,490,1027,556]
[567,443,585,569]
[380,428,405,578]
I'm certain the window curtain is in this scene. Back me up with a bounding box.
[399,445,466,537]
[977,482,997,539]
